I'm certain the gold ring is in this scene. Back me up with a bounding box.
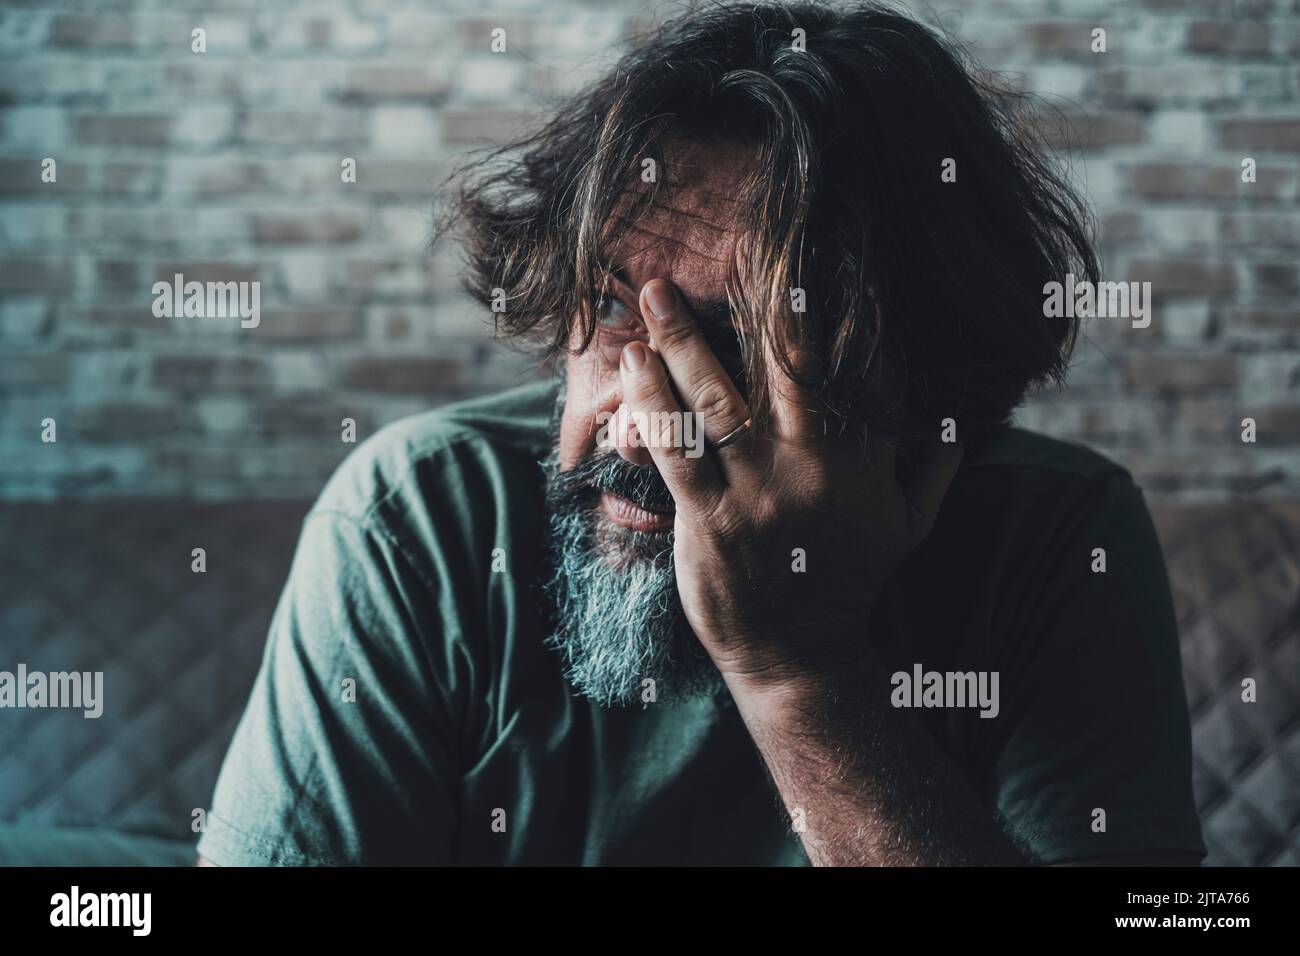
[713,417,754,450]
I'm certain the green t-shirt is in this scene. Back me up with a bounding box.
[197,379,1205,866]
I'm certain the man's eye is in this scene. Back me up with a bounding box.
[595,296,639,332]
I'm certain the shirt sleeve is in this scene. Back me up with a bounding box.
[196,509,461,866]
[989,472,1206,864]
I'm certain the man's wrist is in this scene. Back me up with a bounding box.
[718,625,879,721]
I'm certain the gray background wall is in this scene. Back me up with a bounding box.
[0,0,1296,501]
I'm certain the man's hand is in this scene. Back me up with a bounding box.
[620,277,962,693]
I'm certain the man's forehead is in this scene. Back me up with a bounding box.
[601,142,753,291]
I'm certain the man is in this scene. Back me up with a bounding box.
[198,2,1204,866]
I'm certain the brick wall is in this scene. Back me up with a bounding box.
[0,0,1296,500]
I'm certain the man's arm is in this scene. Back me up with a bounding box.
[731,649,1027,866]
[197,508,461,866]
[616,277,1204,866]
[729,652,1199,866]
[722,474,1204,867]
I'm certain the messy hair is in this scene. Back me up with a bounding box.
[434,0,1098,455]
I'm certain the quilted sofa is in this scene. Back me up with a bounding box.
[0,496,1296,866]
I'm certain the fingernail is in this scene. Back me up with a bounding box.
[644,281,675,320]
[621,341,646,372]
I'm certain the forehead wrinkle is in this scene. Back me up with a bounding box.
[619,184,745,229]
[605,215,734,270]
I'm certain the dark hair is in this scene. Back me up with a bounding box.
[435,0,1098,456]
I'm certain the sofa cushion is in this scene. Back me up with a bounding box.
[0,496,1296,866]
[0,500,309,849]
[1150,500,1300,867]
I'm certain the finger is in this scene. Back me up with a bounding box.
[760,330,821,447]
[618,340,723,517]
[639,279,756,466]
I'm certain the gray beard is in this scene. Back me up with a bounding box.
[541,416,724,708]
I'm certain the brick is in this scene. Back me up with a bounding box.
[239,110,367,147]
[337,258,435,299]
[1187,20,1272,54]
[101,162,163,197]
[1218,118,1300,153]
[269,352,331,392]
[95,259,143,293]
[1250,405,1300,444]
[173,108,235,148]
[254,212,364,245]
[0,204,65,243]
[1077,401,1163,442]
[441,109,538,146]
[1127,353,1238,390]
[0,299,53,342]
[1136,0,1234,12]
[1097,66,1240,104]
[164,157,281,196]
[0,157,90,194]
[252,402,374,437]
[1234,165,1298,200]
[1148,111,1211,151]
[458,57,525,99]
[73,113,172,146]
[1231,306,1300,332]
[0,257,74,292]
[0,106,67,149]
[1100,210,1143,246]
[1029,108,1145,151]
[154,262,260,285]
[340,64,450,100]
[152,356,271,390]
[0,58,103,102]
[1241,354,1300,397]
[1161,301,1214,340]
[71,402,196,439]
[49,15,138,50]
[353,159,443,195]
[371,107,440,151]
[455,17,536,48]
[60,305,158,333]
[1172,399,1239,440]
[265,13,383,53]
[1252,263,1298,296]
[0,352,69,387]
[340,357,459,392]
[1127,258,1237,295]
[251,308,363,341]
[1128,163,1238,199]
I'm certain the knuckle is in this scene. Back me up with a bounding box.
[700,493,741,537]
[656,316,697,352]
[631,363,669,402]
[693,381,743,429]
[790,472,832,511]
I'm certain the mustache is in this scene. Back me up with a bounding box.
[547,447,676,515]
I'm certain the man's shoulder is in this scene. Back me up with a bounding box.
[964,425,1131,485]
[312,377,559,527]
